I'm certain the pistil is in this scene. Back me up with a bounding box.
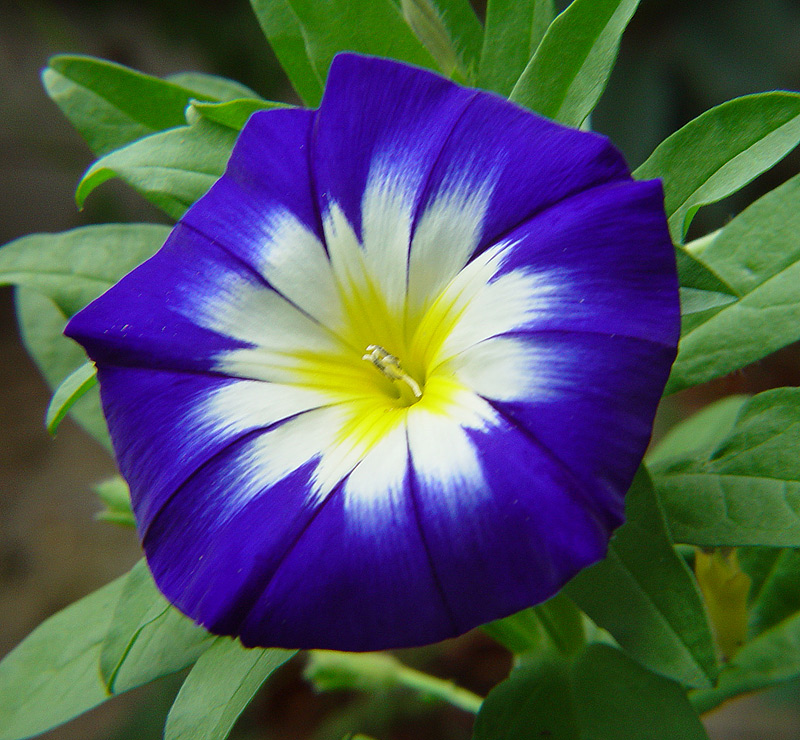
[362,344,422,403]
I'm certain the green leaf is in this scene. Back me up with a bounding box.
[647,395,750,466]
[3,224,166,448]
[738,547,783,606]
[0,575,126,740]
[483,607,548,654]
[15,288,110,449]
[282,0,439,87]
[691,611,800,714]
[667,173,800,392]
[94,476,136,527]
[164,639,295,740]
[249,0,325,106]
[414,0,483,76]
[479,0,555,97]
[509,0,640,127]
[566,469,718,688]
[42,55,216,156]
[679,286,738,322]
[747,549,800,636]
[653,388,800,547]
[635,92,800,241]
[573,644,709,740]
[100,560,214,694]
[674,245,738,333]
[188,98,288,131]
[675,243,735,295]
[165,72,261,102]
[483,593,584,655]
[45,360,97,434]
[76,120,237,219]
[400,0,468,79]
[0,223,169,317]
[472,653,579,740]
[473,644,709,740]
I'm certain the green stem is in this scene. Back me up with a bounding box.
[305,650,484,714]
[391,661,484,714]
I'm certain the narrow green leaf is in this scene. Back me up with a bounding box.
[42,55,215,156]
[647,395,750,466]
[400,0,466,78]
[15,288,110,449]
[94,476,136,527]
[283,0,439,86]
[249,0,325,106]
[0,223,169,317]
[45,361,97,434]
[188,98,288,131]
[165,639,296,740]
[691,612,800,714]
[472,653,579,740]
[0,576,126,740]
[566,469,718,688]
[635,92,800,241]
[479,0,555,97]
[100,560,214,694]
[573,644,709,740]
[509,0,640,127]
[417,0,483,76]
[653,388,800,547]
[165,72,261,102]
[76,120,237,219]
[667,173,800,392]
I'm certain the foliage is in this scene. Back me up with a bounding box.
[2,1,800,738]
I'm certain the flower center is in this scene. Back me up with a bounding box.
[362,344,422,406]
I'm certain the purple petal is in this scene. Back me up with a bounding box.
[183,108,322,258]
[492,178,679,347]
[412,77,630,255]
[235,432,457,649]
[406,409,617,634]
[313,54,476,241]
[93,365,334,532]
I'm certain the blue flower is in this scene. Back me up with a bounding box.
[66,54,679,650]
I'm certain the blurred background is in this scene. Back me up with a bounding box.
[1,0,800,738]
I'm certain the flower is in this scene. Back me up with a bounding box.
[66,54,679,651]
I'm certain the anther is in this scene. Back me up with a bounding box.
[362,344,422,400]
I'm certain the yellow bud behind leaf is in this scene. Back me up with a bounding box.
[695,548,751,662]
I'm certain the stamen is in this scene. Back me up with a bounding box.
[362,344,422,400]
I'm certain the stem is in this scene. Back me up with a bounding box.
[305,650,484,715]
[391,662,484,714]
